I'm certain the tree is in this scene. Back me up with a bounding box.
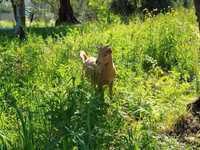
[110,0,136,16]
[11,0,26,39]
[55,0,79,26]
[193,0,200,31]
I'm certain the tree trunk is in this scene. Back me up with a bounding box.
[55,0,80,26]
[11,0,26,39]
[194,0,200,31]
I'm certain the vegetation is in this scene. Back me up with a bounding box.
[0,7,200,149]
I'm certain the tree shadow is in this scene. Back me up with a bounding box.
[0,25,76,40]
[27,26,73,38]
[0,28,15,38]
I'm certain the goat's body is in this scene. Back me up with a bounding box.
[98,62,116,97]
[82,56,98,85]
[99,63,116,85]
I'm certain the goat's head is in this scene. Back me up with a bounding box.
[96,45,112,65]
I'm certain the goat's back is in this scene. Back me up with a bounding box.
[83,57,99,85]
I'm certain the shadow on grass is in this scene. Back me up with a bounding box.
[0,25,76,40]
[27,26,73,38]
[0,28,14,38]
[42,84,108,149]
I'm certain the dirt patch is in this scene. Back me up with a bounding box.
[169,97,200,146]
[171,115,200,147]
[174,115,200,136]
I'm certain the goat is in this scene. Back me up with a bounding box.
[80,45,116,96]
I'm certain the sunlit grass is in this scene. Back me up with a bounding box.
[0,21,14,27]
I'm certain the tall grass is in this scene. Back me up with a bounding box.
[0,8,199,149]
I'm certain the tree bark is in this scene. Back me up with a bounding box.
[55,0,80,26]
[194,0,200,31]
[11,0,26,39]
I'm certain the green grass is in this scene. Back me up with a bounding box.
[0,21,14,27]
[0,8,200,149]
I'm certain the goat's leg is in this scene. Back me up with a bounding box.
[109,81,113,99]
[97,82,104,98]
[81,69,84,80]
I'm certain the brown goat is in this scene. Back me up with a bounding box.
[80,46,116,96]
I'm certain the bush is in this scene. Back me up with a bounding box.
[141,0,173,12]
[110,0,136,16]
[110,0,192,18]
